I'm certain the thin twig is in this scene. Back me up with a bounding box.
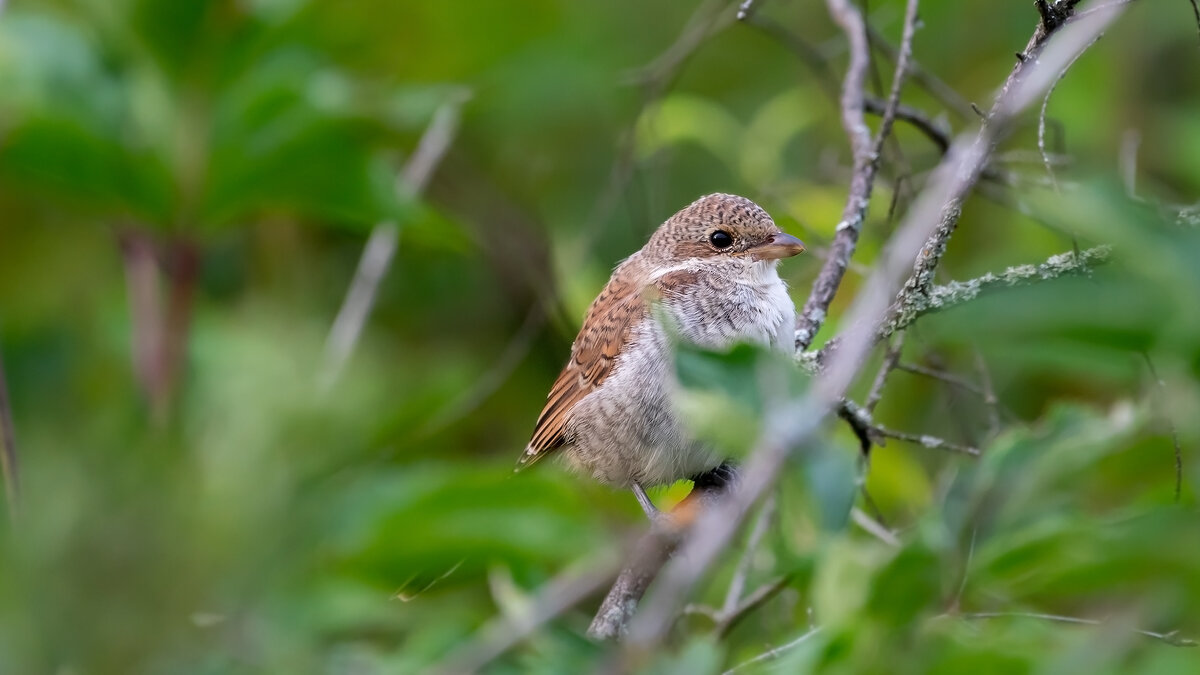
[0,347,19,520]
[951,527,978,611]
[438,556,622,673]
[627,0,734,92]
[957,611,1198,646]
[736,0,761,21]
[742,13,951,153]
[1038,34,1102,191]
[896,361,988,399]
[973,349,1002,438]
[872,423,980,456]
[715,574,794,638]
[723,626,824,674]
[722,494,776,617]
[1142,353,1184,503]
[321,98,465,390]
[1120,127,1142,199]
[865,332,905,414]
[844,393,974,456]
[417,302,548,437]
[865,23,975,120]
[850,507,900,546]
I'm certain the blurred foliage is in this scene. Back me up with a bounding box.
[0,0,1199,673]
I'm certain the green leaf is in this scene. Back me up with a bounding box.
[673,342,809,458]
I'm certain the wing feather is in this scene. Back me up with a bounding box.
[516,267,702,470]
[517,272,648,469]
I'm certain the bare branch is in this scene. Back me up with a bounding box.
[957,611,1198,647]
[721,494,776,617]
[439,556,621,673]
[973,349,1003,438]
[1120,127,1142,198]
[872,425,980,457]
[851,507,900,547]
[865,332,905,414]
[587,530,677,640]
[864,97,952,152]
[723,626,824,674]
[588,481,729,640]
[795,0,920,350]
[321,98,466,390]
[896,361,989,399]
[1039,34,1102,191]
[1142,353,1185,503]
[841,397,979,456]
[865,23,976,120]
[715,574,793,638]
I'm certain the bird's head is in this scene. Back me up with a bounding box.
[645,193,805,268]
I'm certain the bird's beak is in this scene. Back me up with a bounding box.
[749,232,806,261]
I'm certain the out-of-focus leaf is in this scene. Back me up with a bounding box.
[798,443,858,533]
[673,342,808,458]
[0,117,174,221]
[635,93,743,162]
[639,637,723,675]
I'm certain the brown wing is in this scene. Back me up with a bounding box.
[516,267,701,471]
[516,271,649,470]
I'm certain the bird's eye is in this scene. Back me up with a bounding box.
[709,230,733,249]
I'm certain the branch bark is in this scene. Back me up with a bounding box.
[794,0,917,350]
[320,98,465,390]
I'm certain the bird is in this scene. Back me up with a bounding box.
[515,193,805,522]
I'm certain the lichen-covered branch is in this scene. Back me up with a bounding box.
[898,0,1087,310]
[800,244,1111,370]
[883,245,1110,339]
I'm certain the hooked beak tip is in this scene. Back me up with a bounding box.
[751,232,806,260]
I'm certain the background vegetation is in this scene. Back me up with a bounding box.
[0,0,1198,672]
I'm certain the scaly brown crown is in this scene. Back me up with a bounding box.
[644,193,804,264]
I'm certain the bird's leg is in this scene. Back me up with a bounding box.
[632,482,670,527]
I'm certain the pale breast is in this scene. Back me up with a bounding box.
[662,260,795,352]
[561,261,795,487]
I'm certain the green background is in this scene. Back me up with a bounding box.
[1,0,1199,672]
